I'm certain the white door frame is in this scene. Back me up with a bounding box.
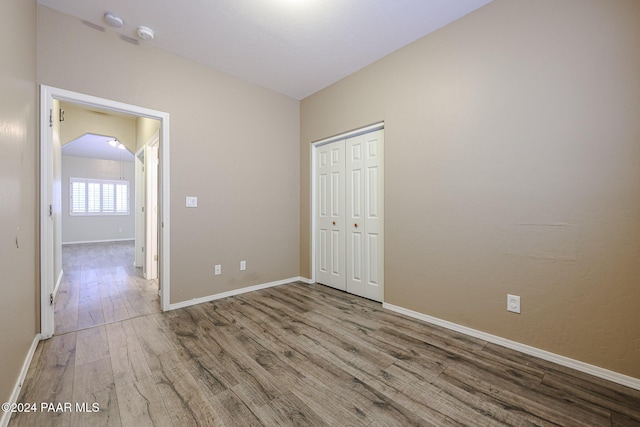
[40,85,171,338]
[311,122,384,295]
[134,147,145,269]
[145,138,159,280]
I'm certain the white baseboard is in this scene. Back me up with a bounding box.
[383,303,640,392]
[167,277,309,311]
[1,334,42,427]
[62,238,135,245]
[297,277,314,284]
[52,269,63,302]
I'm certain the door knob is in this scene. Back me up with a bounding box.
[354,223,358,228]
[332,221,336,226]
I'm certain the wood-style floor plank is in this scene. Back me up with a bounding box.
[146,350,223,427]
[55,241,160,335]
[71,356,121,427]
[10,333,77,427]
[115,377,173,427]
[11,246,640,426]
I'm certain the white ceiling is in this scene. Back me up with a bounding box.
[38,0,492,100]
[62,133,135,162]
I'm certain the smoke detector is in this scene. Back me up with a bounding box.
[137,26,155,41]
[103,12,124,28]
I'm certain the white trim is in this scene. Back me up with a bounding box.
[40,85,171,339]
[312,121,384,147]
[383,303,640,391]
[1,334,42,427]
[52,269,63,301]
[159,117,170,312]
[62,238,135,245]
[147,134,159,148]
[40,86,54,339]
[297,277,314,284]
[310,144,317,284]
[167,277,308,311]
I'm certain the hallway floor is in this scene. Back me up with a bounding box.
[55,241,160,334]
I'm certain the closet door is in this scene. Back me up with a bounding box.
[346,130,383,301]
[315,140,346,290]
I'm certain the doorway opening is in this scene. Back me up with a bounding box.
[40,86,171,339]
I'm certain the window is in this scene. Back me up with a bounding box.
[70,178,130,215]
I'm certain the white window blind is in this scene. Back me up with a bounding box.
[71,181,86,213]
[116,184,128,213]
[102,183,115,213]
[70,178,130,216]
[88,182,101,213]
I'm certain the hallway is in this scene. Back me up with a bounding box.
[55,241,160,334]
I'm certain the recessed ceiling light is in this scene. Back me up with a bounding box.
[104,12,124,28]
[137,26,155,41]
[108,139,118,147]
[118,144,126,150]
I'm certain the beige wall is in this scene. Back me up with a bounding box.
[301,0,640,378]
[38,5,300,304]
[59,102,137,153]
[0,0,37,406]
[136,116,160,152]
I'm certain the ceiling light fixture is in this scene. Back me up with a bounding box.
[108,139,118,147]
[103,12,124,28]
[137,26,155,41]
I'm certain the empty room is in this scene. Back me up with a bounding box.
[1,0,639,426]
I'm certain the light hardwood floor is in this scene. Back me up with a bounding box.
[11,271,640,425]
[54,241,160,334]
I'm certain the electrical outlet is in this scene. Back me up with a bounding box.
[507,294,521,314]
[240,260,246,271]
[214,264,221,275]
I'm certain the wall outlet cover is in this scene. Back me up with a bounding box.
[507,294,521,314]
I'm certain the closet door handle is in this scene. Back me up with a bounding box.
[332,221,336,226]
[354,223,358,228]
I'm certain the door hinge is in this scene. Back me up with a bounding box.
[49,204,53,217]
[59,109,65,122]
[49,109,53,128]
[50,293,54,305]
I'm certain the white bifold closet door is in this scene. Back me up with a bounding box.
[316,129,384,302]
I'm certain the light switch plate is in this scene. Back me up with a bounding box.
[186,196,198,208]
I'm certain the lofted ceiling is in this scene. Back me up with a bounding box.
[62,133,135,162]
[38,0,492,100]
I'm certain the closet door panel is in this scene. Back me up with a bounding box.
[315,141,346,291]
[346,135,366,298]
